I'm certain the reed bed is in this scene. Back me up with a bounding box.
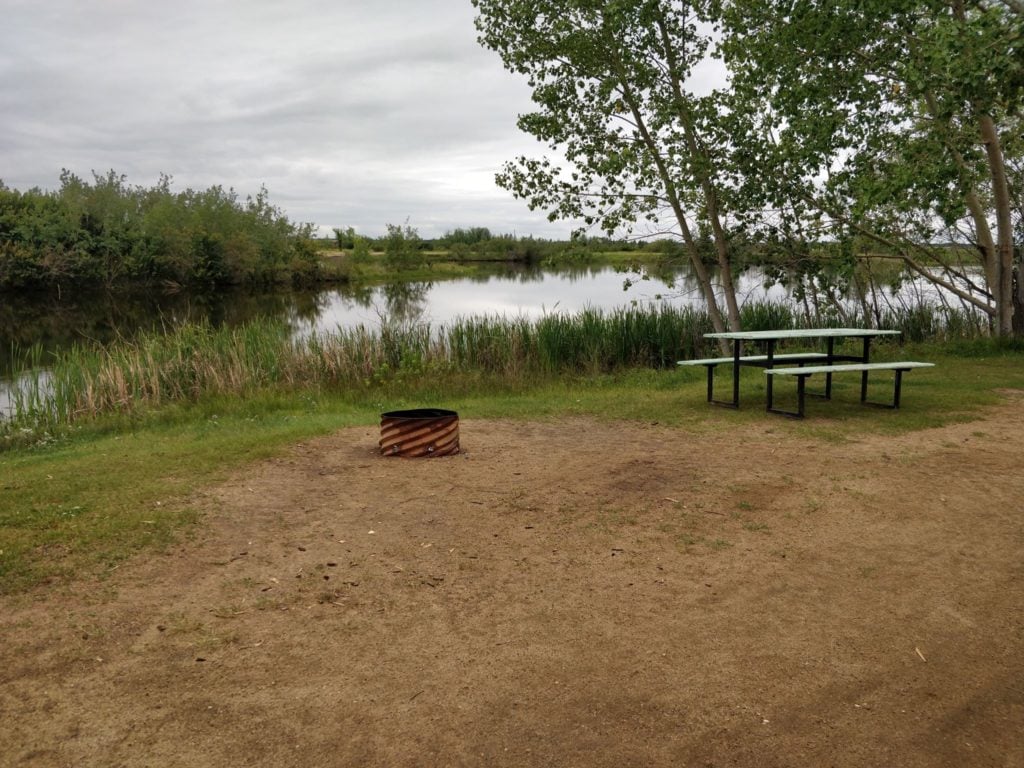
[0,299,988,440]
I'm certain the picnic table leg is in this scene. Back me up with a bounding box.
[730,339,740,408]
[825,338,834,399]
[766,372,809,418]
[860,337,872,402]
[709,341,741,408]
[862,368,911,409]
[763,339,774,411]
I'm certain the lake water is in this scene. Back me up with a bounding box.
[295,265,792,331]
[0,262,977,415]
[0,264,773,373]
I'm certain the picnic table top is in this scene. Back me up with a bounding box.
[705,328,902,341]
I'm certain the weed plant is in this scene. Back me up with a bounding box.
[0,299,1002,447]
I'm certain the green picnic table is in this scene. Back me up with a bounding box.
[677,328,933,417]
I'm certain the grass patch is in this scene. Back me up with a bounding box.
[7,306,1018,445]
[0,398,371,593]
[1,337,1021,594]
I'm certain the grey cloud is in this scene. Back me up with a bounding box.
[0,0,614,238]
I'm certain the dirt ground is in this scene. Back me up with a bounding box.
[2,394,1023,767]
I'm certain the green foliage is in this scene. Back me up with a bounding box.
[440,227,493,246]
[473,0,747,331]
[0,306,712,442]
[0,171,314,289]
[348,234,371,265]
[439,230,553,262]
[288,233,323,285]
[474,0,1022,335]
[448,242,473,261]
[333,226,357,250]
[714,0,1023,335]
[738,301,795,332]
[383,220,425,270]
[7,297,996,448]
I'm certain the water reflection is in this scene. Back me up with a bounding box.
[0,260,974,407]
[1,287,318,377]
[0,264,684,394]
[381,282,431,325]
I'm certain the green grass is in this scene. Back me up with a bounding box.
[1,306,716,441]
[1,330,1021,595]
[728,339,1024,435]
[5,302,1009,444]
[0,397,372,594]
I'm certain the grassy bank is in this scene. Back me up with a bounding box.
[2,300,994,443]
[4,305,714,440]
[2,350,1022,594]
[2,302,1022,593]
[313,243,656,285]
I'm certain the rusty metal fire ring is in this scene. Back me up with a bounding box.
[379,408,459,458]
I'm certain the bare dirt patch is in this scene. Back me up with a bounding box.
[3,399,1023,767]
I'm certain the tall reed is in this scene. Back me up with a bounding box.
[0,298,985,442]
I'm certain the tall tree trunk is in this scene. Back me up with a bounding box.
[922,89,1000,292]
[675,202,733,348]
[978,113,1016,336]
[689,137,742,331]
[951,0,1016,335]
[1014,259,1024,335]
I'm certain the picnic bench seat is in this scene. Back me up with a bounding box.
[678,352,830,405]
[765,361,935,417]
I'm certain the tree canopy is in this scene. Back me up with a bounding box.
[475,0,1024,336]
[716,0,1024,335]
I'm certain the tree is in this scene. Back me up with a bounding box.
[333,226,357,250]
[473,0,747,335]
[383,220,424,270]
[715,0,1024,336]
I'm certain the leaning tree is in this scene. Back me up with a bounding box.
[473,0,749,335]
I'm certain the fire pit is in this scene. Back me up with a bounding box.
[379,408,459,457]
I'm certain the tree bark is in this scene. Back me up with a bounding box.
[977,113,1016,335]
[950,0,1017,335]
[922,89,1000,293]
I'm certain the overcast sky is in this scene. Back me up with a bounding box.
[1,1,726,239]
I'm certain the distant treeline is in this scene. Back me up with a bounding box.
[333,223,667,265]
[0,171,320,290]
[435,228,653,263]
[2,171,809,292]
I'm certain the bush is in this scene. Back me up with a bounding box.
[0,172,313,289]
[383,221,424,270]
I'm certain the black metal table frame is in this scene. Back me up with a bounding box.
[766,365,915,418]
[710,335,880,410]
